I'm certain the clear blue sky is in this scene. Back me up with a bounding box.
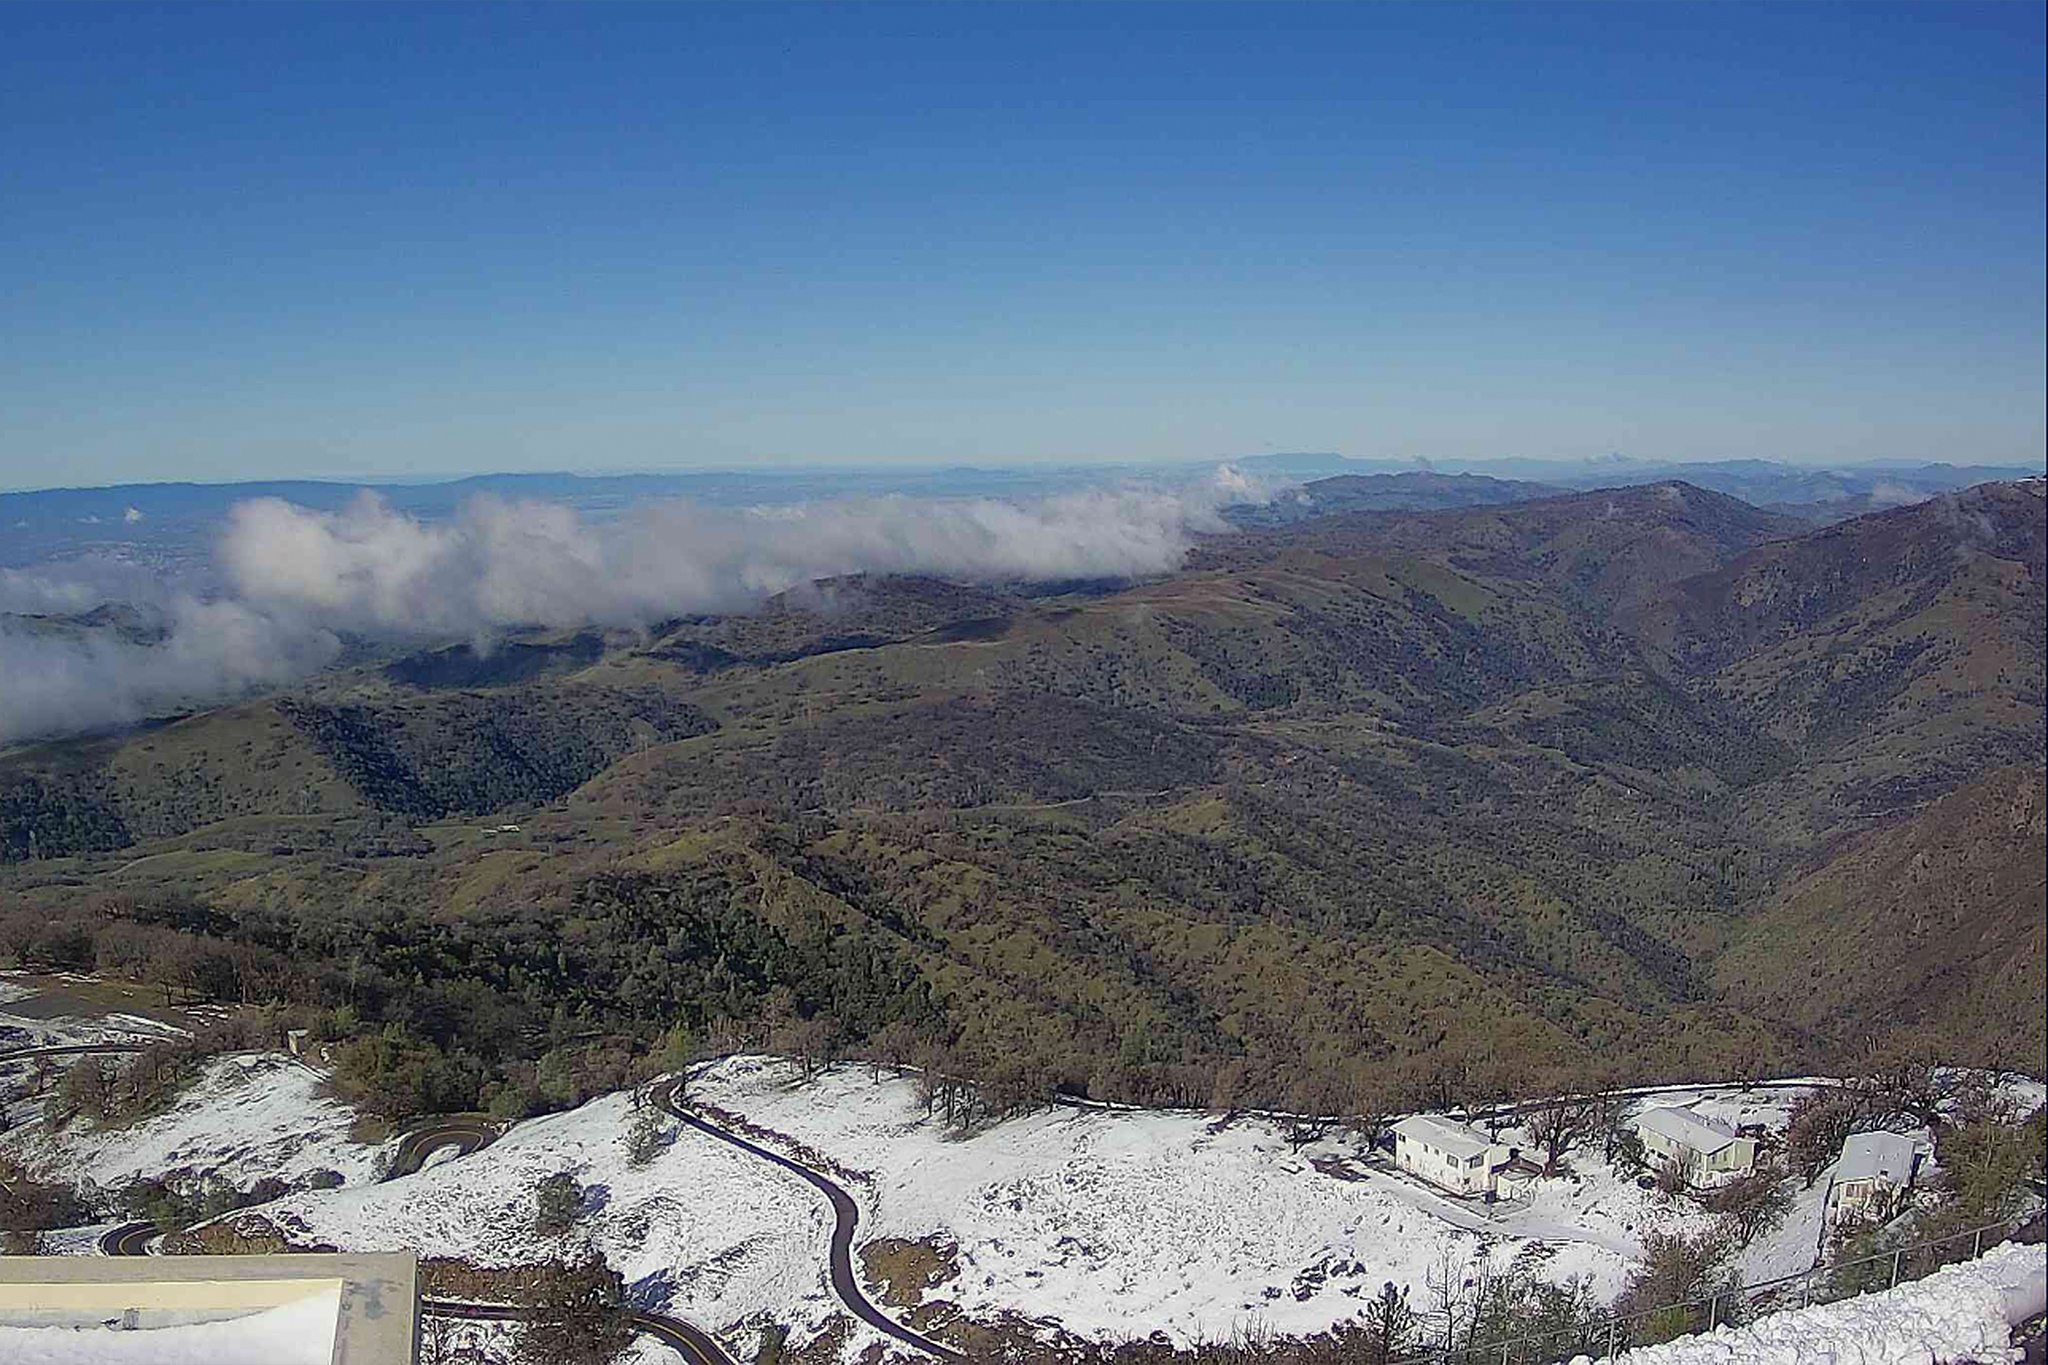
[3,1,2042,487]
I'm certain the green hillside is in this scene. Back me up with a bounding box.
[3,480,2040,1115]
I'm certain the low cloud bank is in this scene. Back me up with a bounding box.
[0,597,339,747]
[1,467,1268,746]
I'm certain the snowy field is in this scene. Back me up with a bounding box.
[1,1052,387,1191]
[260,1086,848,1354]
[251,1057,1851,1353]
[679,1060,1840,1341]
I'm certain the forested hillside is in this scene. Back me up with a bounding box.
[2,479,2040,1121]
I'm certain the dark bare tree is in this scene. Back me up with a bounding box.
[517,1252,635,1365]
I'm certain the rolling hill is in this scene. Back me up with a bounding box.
[1,479,2040,1107]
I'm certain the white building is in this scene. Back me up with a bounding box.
[1827,1131,1918,1224]
[1633,1106,1757,1183]
[1391,1115,1508,1196]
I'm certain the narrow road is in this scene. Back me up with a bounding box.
[421,1298,738,1365]
[0,1040,148,1063]
[381,1117,497,1180]
[97,1221,156,1256]
[652,1078,965,1362]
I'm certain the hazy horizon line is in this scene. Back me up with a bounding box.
[7,451,2046,499]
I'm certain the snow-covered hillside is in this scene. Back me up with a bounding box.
[4,1052,386,1191]
[252,1058,1845,1353]
[8,1048,2034,1365]
[691,1057,1652,1338]
[260,1086,845,1352]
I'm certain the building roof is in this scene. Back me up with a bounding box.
[1633,1106,1743,1155]
[1393,1114,1497,1162]
[1837,1130,1916,1185]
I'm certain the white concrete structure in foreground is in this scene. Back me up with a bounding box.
[0,1252,417,1365]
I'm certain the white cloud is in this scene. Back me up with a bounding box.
[0,599,337,746]
[220,471,1264,637]
[1867,481,1931,507]
[1,469,1269,745]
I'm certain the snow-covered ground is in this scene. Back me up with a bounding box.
[260,1086,848,1356]
[664,1062,1850,1342]
[1572,1239,2045,1365]
[208,1061,1877,1354]
[1,1052,386,1191]
[0,1011,176,1056]
[688,1057,1664,1340]
[1483,1085,1833,1287]
[7,1048,2034,1364]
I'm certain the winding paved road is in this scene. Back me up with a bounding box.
[420,1297,738,1365]
[381,1116,497,1180]
[96,1221,157,1256]
[652,1077,965,1362]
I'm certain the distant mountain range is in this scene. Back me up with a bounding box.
[5,456,2037,568]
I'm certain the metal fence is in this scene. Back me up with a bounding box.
[1391,1213,2035,1365]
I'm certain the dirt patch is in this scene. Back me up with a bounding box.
[907,1301,1092,1361]
[349,1111,396,1145]
[859,1236,960,1309]
[0,970,244,1034]
[778,1313,853,1365]
[161,1212,331,1256]
[1310,1152,1371,1181]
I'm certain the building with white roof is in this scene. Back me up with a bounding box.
[1828,1130,1919,1224]
[1391,1114,1509,1196]
[1632,1105,1757,1182]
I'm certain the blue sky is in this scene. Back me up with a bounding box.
[2,1,2042,487]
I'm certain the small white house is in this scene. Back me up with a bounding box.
[1827,1131,1918,1224]
[1392,1115,1508,1196]
[1633,1106,1757,1183]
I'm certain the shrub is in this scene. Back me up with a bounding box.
[624,1102,668,1168]
[1784,1091,1862,1188]
[1614,1226,1741,1341]
[534,1172,584,1238]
